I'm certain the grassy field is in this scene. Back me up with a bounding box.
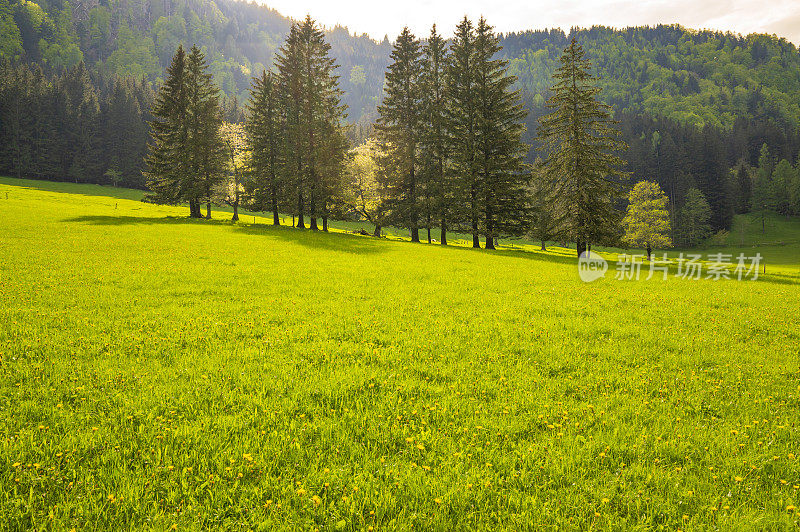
[1,176,799,530]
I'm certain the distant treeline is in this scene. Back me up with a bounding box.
[3,0,800,240]
[0,60,243,188]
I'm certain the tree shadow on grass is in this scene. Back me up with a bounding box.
[61,214,389,255]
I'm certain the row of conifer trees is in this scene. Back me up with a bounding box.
[144,16,628,253]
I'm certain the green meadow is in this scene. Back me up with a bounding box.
[1,176,799,530]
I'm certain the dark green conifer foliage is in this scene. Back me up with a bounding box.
[375,27,423,242]
[445,17,480,247]
[473,17,530,249]
[537,39,628,256]
[419,25,449,244]
[144,45,192,212]
[62,62,101,183]
[185,45,226,219]
[275,23,306,226]
[245,69,283,225]
[297,16,347,231]
[145,45,225,218]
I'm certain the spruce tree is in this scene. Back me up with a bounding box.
[376,27,423,242]
[275,23,306,227]
[445,18,480,247]
[185,45,225,219]
[144,45,193,214]
[537,38,628,256]
[105,78,147,188]
[419,25,449,244]
[298,16,347,231]
[473,17,529,249]
[62,62,101,183]
[245,69,283,225]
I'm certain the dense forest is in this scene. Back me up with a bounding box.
[2,0,800,241]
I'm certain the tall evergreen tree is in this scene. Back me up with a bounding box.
[275,17,347,230]
[537,39,628,256]
[245,69,283,225]
[144,45,194,215]
[275,23,306,227]
[185,44,226,219]
[419,25,449,244]
[375,27,423,242]
[445,17,480,247]
[298,16,348,231]
[473,17,530,249]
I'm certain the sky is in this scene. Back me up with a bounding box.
[259,0,800,44]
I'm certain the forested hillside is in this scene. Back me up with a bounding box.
[0,0,391,122]
[2,0,800,234]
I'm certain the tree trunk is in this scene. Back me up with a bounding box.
[577,241,587,257]
[541,240,546,251]
[427,226,431,244]
[231,202,239,222]
[373,225,381,237]
[471,183,480,248]
[309,184,318,230]
[322,216,328,232]
[206,202,211,219]
[485,234,495,250]
[646,243,652,261]
[189,199,202,218]
[440,217,447,246]
[271,187,280,226]
[410,166,419,242]
[297,192,304,228]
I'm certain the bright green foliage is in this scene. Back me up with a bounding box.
[219,122,248,221]
[2,177,800,529]
[38,3,83,71]
[341,139,389,236]
[375,26,423,242]
[675,188,713,246]
[505,27,800,132]
[537,39,628,255]
[0,0,23,59]
[622,180,672,254]
[105,23,160,80]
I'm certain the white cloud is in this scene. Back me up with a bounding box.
[259,0,800,43]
